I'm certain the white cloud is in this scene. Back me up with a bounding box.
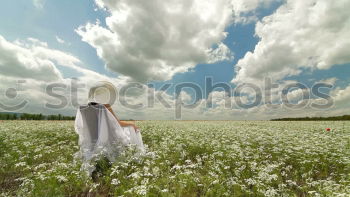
[0,34,130,114]
[331,85,350,108]
[55,36,64,44]
[33,0,45,9]
[232,0,350,84]
[0,36,62,82]
[231,0,283,24]
[55,36,70,45]
[317,77,338,86]
[77,0,235,82]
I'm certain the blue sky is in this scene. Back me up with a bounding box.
[1,0,348,87]
[0,0,349,119]
[0,0,110,76]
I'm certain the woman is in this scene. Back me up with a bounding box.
[88,81,139,131]
[75,82,144,176]
[103,104,139,131]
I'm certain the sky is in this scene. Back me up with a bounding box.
[0,0,349,120]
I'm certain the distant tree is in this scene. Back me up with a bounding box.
[272,115,350,121]
[0,112,74,121]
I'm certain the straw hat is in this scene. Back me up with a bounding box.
[88,81,117,105]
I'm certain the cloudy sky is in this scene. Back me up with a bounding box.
[0,0,349,120]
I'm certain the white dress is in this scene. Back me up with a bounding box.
[74,103,144,174]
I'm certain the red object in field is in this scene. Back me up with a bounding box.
[326,128,331,131]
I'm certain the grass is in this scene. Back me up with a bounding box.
[0,120,349,196]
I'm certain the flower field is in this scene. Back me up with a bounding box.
[0,120,349,196]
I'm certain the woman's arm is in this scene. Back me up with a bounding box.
[104,104,139,130]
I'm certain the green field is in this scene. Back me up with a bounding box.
[1,121,349,196]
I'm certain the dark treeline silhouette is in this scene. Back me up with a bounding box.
[0,112,75,120]
[272,115,350,121]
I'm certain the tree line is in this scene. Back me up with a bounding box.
[0,113,75,120]
[271,115,350,121]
